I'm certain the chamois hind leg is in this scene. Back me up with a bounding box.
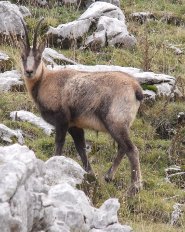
[68,127,94,175]
[104,125,142,195]
[104,143,126,182]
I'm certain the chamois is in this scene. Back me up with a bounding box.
[20,18,144,195]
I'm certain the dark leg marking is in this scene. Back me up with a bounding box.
[68,127,94,175]
[54,123,68,156]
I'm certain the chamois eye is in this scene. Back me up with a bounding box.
[21,55,26,61]
[36,54,41,60]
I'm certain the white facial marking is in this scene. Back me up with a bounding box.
[26,51,35,70]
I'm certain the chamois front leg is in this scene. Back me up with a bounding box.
[68,127,95,176]
[54,123,68,156]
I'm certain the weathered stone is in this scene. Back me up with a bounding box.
[0,202,22,232]
[79,2,124,21]
[43,48,77,65]
[0,70,23,92]
[48,2,136,49]
[10,110,54,136]
[161,13,183,26]
[18,5,31,17]
[85,30,107,49]
[0,51,11,72]
[167,44,183,55]
[48,18,92,48]
[170,203,183,226]
[45,156,86,186]
[43,182,94,231]
[0,1,25,36]
[0,123,24,144]
[0,144,131,232]
[37,0,48,6]
[0,51,9,61]
[89,16,136,47]
[130,12,156,24]
[92,198,119,229]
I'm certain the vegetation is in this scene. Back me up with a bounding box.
[0,0,185,231]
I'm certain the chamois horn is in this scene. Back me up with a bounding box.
[33,17,44,50]
[20,17,30,49]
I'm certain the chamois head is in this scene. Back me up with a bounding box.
[20,17,45,78]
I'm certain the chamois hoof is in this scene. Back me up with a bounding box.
[127,182,143,197]
[104,173,113,182]
[85,172,97,183]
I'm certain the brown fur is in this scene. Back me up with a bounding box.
[20,19,144,196]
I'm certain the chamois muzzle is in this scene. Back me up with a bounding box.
[25,69,34,78]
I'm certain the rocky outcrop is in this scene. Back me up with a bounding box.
[47,2,136,49]
[0,70,23,92]
[10,110,54,136]
[0,1,30,36]
[48,64,181,99]
[0,144,132,232]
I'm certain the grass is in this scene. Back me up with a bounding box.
[1,0,185,231]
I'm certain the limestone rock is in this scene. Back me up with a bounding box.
[0,144,46,231]
[0,123,24,144]
[0,51,11,72]
[44,156,86,186]
[130,12,156,24]
[47,2,136,49]
[10,110,54,136]
[85,15,136,48]
[0,1,26,36]
[0,51,9,61]
[0,144,132,231]
[37,0,48,6]
[92,198,120,228]
[0,70,23,92]
[167,44,183,55]
[18,5,31,17]
[43,48,77,65]
[48,18,92,48]
[79,2,124,21]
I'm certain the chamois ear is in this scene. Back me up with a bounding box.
[19,39,26,53]
[37,39,46,54]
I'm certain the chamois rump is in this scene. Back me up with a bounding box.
[19,18,144,195]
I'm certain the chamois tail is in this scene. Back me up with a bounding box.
[135,88,144,101]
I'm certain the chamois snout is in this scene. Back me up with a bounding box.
[22,50,41,78]
[25,69,33,78]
